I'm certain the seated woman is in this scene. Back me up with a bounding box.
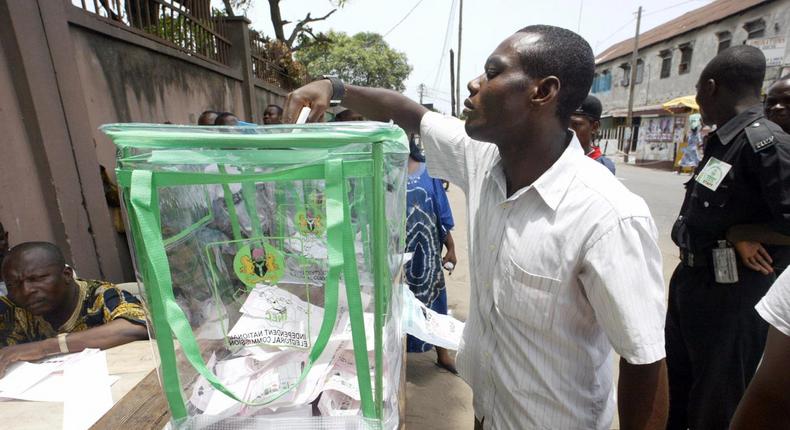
[0,242,148,376]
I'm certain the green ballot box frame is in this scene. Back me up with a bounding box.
[104,122,408,428]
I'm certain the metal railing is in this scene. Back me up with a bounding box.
[249,33,304,91]
[73,0,231,66]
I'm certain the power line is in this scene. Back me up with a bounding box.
[383,0,426,38]
[643,0,705,17]
[594,17,635,51]
[432,0,459,88]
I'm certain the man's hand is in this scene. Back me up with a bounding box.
[0,339,56,377]
[733,240,774,274]
[442,248,458,268]
[282,80,334,124]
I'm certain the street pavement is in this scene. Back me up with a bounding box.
[404,160,688,429]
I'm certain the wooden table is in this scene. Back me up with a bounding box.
[0,341,158,430]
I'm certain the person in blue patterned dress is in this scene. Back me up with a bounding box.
[404,137,458,373]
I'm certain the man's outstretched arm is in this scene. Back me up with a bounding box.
[0,319,148,376]
[283,80,428,133]
[618,358,669,430]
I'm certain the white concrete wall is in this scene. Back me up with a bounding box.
[594,1,790,113]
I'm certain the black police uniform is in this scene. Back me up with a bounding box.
[666,105,790,429]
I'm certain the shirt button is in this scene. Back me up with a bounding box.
[489,244,496,250]
[703,201,710,207]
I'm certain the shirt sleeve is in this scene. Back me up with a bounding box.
[433,178,455,232]
[748,134,790,236]
[0,297,51,347]
[756,270,790,337]
[578,216,667,365]
[93,284,147,326]
[420,111,496,194]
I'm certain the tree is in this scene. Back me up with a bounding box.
[297,31,412,92]
[222,0,346,50]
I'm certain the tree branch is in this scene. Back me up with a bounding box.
[286,9,337,48]
[222,0,236,17]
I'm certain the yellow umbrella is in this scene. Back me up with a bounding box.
[662,95,699,112]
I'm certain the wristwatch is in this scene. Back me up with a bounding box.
[321,75,345,107]
[57,333,69,353]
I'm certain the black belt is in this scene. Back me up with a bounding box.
[680,248,710,267]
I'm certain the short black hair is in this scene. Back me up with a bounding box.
[515,25,595,122]
[700,45,765,96]
[214,112,239,125]
[265,104,283,115]
[774,74,790,84]
[3,242,65,271]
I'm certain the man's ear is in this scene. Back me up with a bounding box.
[702,78,717,97]
[532,76,560,108]
[592,120,601,134]
[62,265,73,281]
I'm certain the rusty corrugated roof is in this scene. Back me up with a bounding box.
[595,0,770,65]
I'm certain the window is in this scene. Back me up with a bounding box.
[635,59,645,84]
[717,31,732,53]
[678,43,693,75]
[620,63,631,87]
[744,19,765,39]
[659,50,672,78]
[591,69,612,93]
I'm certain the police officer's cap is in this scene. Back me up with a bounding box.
[574,95,603,121]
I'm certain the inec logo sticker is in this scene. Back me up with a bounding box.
[296,206,326,236]
[695,157,732,191]
[234,242,285,287]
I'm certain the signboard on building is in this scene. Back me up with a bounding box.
[746,36,787,67]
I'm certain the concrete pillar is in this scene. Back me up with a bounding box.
[221,16,258,124]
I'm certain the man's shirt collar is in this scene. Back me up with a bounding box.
[714,104,765,146]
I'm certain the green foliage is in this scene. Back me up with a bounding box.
[296,31,412,92]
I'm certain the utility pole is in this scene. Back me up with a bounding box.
[418,83,426,104]
[624,5,642,163]
[450,49,457,117]
[456,0,463,117]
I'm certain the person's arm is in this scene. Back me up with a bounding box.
[730,327,790,429]
[442,231,457,268]
[282,80,428,134]
[726,224,790,275]
[618,358,669,430]
[0,318,148,376]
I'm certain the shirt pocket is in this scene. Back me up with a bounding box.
[495,257,561,331]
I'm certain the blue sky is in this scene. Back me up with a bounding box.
[230,0,713,113]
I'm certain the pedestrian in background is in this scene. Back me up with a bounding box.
[569,94,615,174]
[403,137,457,373]
[665,45,790,429]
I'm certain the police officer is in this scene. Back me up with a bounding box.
[666,45,790,429]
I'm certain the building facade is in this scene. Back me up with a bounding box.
[593,0,790,164]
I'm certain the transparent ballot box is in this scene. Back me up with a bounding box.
[102,122,409,429]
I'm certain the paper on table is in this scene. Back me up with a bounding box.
[0,349,100,399]
[63,350,113,430]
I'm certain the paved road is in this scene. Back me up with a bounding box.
[404,161,688,429]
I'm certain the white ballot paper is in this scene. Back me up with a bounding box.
[228,284,324,349]
[0,349,110,402]
[401,285,465,350]
[63,350,114,430]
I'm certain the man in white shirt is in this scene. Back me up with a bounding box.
[283,25,668,429]
[730,270,790,429]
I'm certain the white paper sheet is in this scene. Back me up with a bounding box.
[401,285,465,350]
[63,350,113,430]
[0,349,101,401]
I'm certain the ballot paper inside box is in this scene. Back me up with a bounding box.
[105,122,408,429]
